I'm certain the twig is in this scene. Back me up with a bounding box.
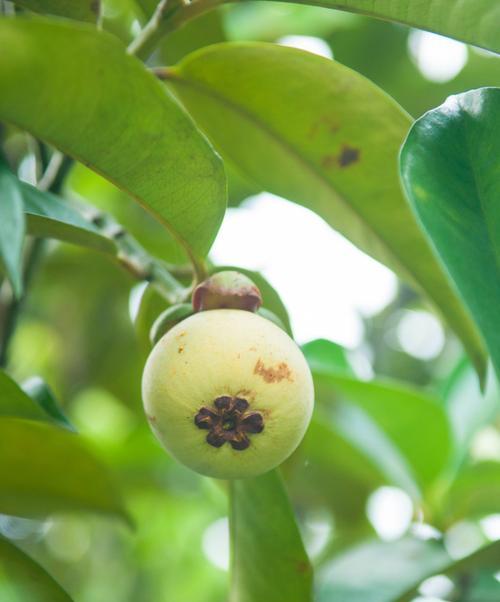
[127,0,227,60]
[0,152,73,367]
[85,209,189,305]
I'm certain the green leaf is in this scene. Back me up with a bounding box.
[294,415,383,527]
[442,359,499,471]
[21,376,74,431]
[132,283,169,355]
[396,539,500,602]
[229,470,313,602]
[318,536,449,602]
[0,157,25,297]
[0,370,49,422]
[0,18,226,261]
[272,1,500,53]
[304,342,452,491]
[167,42,486,383]
[0,417,128,521]
[13,0,99,22]
[318,536,500,602]
[302,339,354,376]
[401,87,500,381]
[21,182,116,255]
[442,461,500,524]
[0,535,72,602]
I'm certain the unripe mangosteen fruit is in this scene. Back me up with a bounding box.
[142,309,314,479]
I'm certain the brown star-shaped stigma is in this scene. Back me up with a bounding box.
[194,395,264,451]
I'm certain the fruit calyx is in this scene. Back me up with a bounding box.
[192,271,262,313]
[194,395,264,451]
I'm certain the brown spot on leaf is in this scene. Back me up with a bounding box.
[322,145,360,170]
[254,359,292,383]
[321,154,336,169]
[309,115,340,139]
[337,145,360,167]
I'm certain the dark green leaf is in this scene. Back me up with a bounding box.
[12,0,99,22]
[168,42,486,382]
[401,87,500,381]
[0,535,72,602]
[21,182,116,255]
[0,18,226,261]
[0,157,25,297]
[0,370,49,422]
[0,417,128,521]
[230,470,313,602]
[270,1,500,53]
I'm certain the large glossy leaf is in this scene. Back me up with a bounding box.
[0,157,25,297]
[0,417,128,521]
[0,536,72,602]
[0,18,226,260]
[401,88,500,380]
[21,182,116,255]
[304,341,452,491]
[13,0,99,22]
[229,470,312,602]
[167,42,486,382]
[0,370,49,422]
[274,1,500,53]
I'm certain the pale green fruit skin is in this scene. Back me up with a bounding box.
[142,309,314,479]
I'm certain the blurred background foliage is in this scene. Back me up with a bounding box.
[1,1,500,601]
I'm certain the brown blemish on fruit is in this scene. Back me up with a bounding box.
[254,359,292,383]
[178,345,184,354]
[146,414,156,424]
